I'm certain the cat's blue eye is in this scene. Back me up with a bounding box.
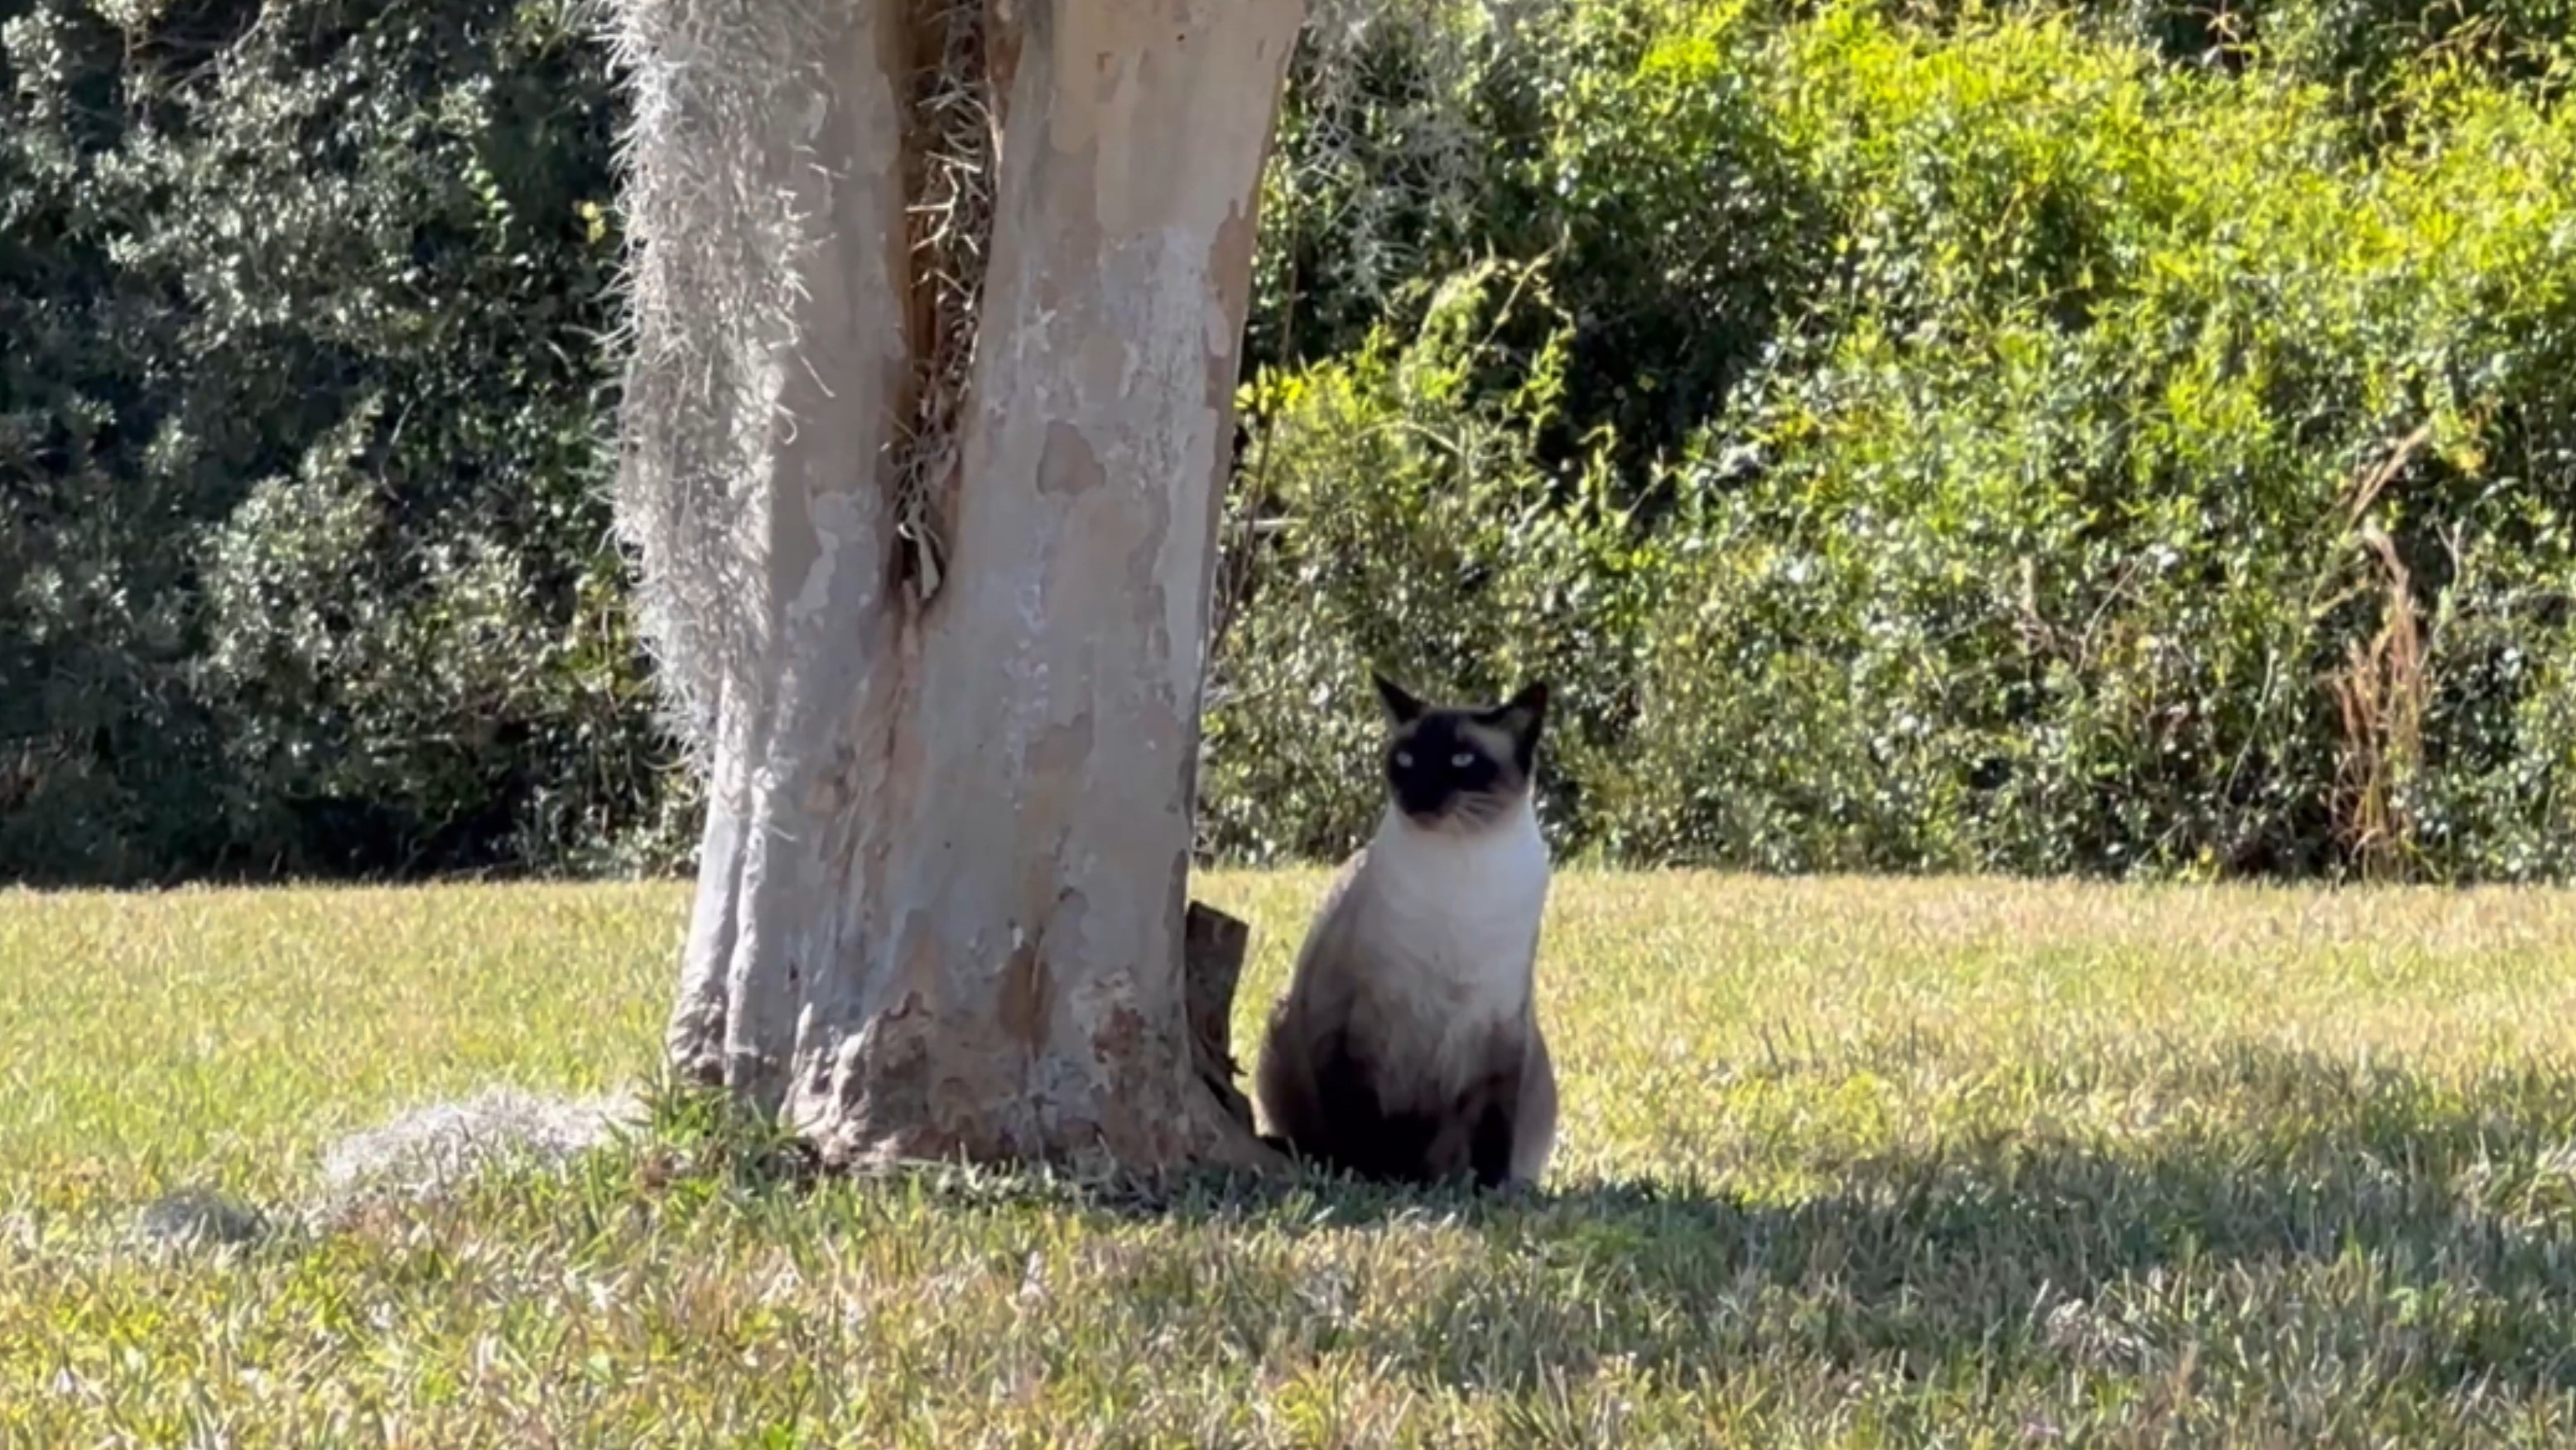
[1451,752,1475,768]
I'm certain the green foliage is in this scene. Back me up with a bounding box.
[7,0,2576,883]
[0,0,684,883]
[1212,0,2576,881]
[1206,261,1663,860]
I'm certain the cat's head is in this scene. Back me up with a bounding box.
[1371,672,1548,831]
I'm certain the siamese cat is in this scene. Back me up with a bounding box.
[1254,672,1557,1189]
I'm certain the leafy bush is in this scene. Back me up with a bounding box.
[7,0,2574,884]
[1,0,685,882]
[1203,261,1662,860]
[1212,0,2576,882]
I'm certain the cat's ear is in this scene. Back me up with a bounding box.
[1372,671,1427,725]
[1480,681,1548,758]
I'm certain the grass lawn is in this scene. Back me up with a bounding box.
[7,872,2576,1444]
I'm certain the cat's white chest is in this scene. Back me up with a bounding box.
[1354,802,1552,1027]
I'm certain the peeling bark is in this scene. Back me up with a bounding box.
[614,0,1302,1172]
[1184,902,1256,1135]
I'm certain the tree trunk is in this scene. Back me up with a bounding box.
[609,0,1302,1171]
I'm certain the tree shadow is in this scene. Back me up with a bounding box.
[1068,1037,2576,1405]
[554,1033,2576,1413]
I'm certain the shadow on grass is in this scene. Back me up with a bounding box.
[464,1038,2576,1409]
[836,1038,2576,1404]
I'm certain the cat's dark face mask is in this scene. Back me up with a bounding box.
[1371,673,1548,831]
